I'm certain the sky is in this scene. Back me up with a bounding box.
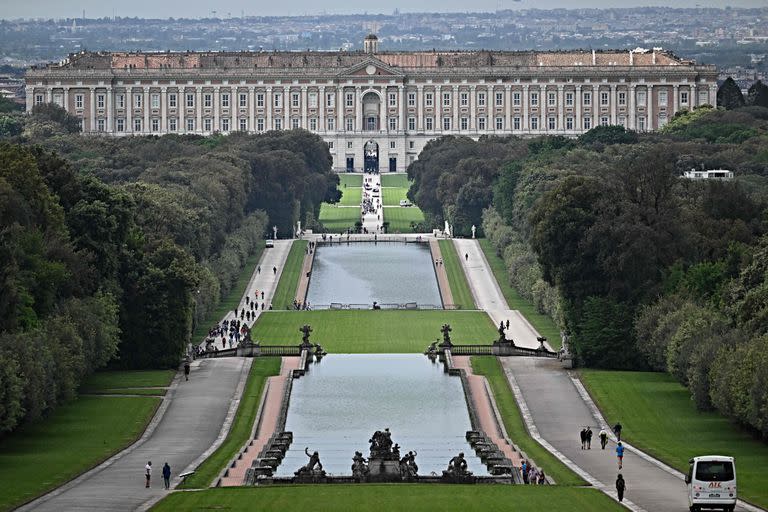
[1,0,766,19]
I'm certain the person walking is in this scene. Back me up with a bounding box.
[616,442,625,469]
[257,265,261,274]
[613,422,623,442]
[505,319,510,330]
[616,473,626,502]
[162,462,171,490]
[273,266,277,275]
[145,461,152,488]
[580,427,587,449]
[465,253,469,261]
[599,428,608,450]
[586,426,593,449]
[184,360,190,381]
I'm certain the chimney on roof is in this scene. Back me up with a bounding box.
[629,49,634,66]
[653,49,656,65]
[592,49,596,65]
[364,34,379,54]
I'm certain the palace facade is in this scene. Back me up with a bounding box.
[25,36,718,172]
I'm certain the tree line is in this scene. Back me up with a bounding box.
[408,99,768,438]
[0,105,339,434]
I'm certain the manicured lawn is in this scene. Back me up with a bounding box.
[380,173,411,188]
[152,484,621,511]
[181,358,281,488]
[338,174,363,188]
[0,394,160,511]
[271,240,308,309]
[251,310,498,353]
[439,240,476,309]
[80,370,175,391]
[478,239,561,350]
[319,204,360,232]
[384,206,425,233]
[338,187,362,206]
[382,187,408,206]
[581,370,768,509]
[192,249,264,342]
[471,357,586,486]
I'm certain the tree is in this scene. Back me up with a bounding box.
[746,80,768,108]
[717,77,745,110]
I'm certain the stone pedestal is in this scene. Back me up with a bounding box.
[368,459,402,482]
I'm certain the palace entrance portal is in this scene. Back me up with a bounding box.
[364,140,379,173]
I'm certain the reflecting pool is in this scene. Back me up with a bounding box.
[306,243,441,306]
[276,354,487,477]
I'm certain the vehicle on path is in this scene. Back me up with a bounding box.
[265,239,274,248]
[686,455,737,512]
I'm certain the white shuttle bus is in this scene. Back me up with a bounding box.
[686,455,737,512]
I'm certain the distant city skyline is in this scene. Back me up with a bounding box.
[2,0,767,20]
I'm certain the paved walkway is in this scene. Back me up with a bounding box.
[458,237,756,511]
[21,358,252,512]
[361,173,383,233]
[428,238,453,307]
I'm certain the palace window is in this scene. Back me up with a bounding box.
[619,115,626,127]
[566,92,574,106]
[274,118,282,130]
[460,117,468,130]
[477,116,486,131]
[566,117,574,130]
[345,92,354,107]
[97,119,105,132]
[221,118,230,132]
[600,91,609,106]
[618,91,626,106]
[407,92,416,107]
[346,118,354,131]
[221,94,229,108]
[548,92,556,106]
[388,117,397,131]
[637,116,645,131]
[204,118,212,132]
[327,92,335,108]
[309,118,317,131]
[151,93,160,109]
[134,118,142,132]
[443,117,451,131]
[347,141,353,149]
[601,116,609,126]
[425,93,433,107]
[53,93,63,107]
[292,93,300,108]
[257,93,265,108]
[659,90,668,107]
[35,94,44,105]
[239,118,248,131]
[169,118,177,132]
[186,93,195,108]
[513,116,520,130]
[152,119,159,132]
[548,117,556,130]
[309,92,318,108]
[187,118,195,131]
[425,117,434,130]
[658,114,668,128]
[97,94,105,109]
[530,92,538,107]
[409,141,415,149]
[75,94,83,109]
[328,141,334,149]
[327,117,335,131]
[240,93,248,108]
[530,116,538,130]
[390,141,396,149]
[496,91,504,107]
[274,93,283,108]
[637,90,646,106]
[116,118,125,132]
[389,92,397,107]
[583,117,592,130]
[291,118,300,129]
[583,92,592,106]
[460,92,468,107]
[680,91,689,105]
[699,90,709,105]
[169,94,177,108]
[204,94,212,108]
[442,92,451,107]
[117,94,125,109]
[478,92,486,107]
[408,117,415,131]
[496,116,504,130]
[257,118,265,131]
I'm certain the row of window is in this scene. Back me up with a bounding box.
[40,88,709,111]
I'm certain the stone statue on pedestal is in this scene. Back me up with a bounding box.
[294,447,326,482]
[443,452,474,483]
[299,324,313,348]
[351,451,370,482]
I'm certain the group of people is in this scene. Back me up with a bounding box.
[579,422,627,502]
[520,459,546,485]
[291,299,312,310]
[144,461,172,490]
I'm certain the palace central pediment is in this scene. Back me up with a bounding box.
[338,58,405,79]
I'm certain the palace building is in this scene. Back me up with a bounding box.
[25,35,718,172]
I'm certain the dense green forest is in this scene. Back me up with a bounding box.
[408,100,768,437]
[0,104,338,434]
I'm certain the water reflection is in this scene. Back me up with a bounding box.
[306,243,442,306]
[276,354,487,477]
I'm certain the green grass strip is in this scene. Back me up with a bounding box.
[180,358,281,488]
[192,249,264,342]
[338,174,363,188]
[384,206,425,233]
[380,173,411,188]
[319,203,360,232]
[251,310,498,353]
[270,240,309,310]
[471,356,586,486]
[152,484,622,511]
[0,395,160,511]
[338,187,362,206]
[382,187,408,206]
[438,240,476,310]
[80,370,175,392]
[83,388,168,396]
[478,239,561,350]
[581,370,768,509]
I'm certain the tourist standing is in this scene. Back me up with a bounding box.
[599,428,608,450]
[616,442,625,469]
[465,253,469,261]
[184,360,190,381]
[145,461,152,488]
[257,265,261,274]
[586,427,593,449]
[162,462,171,490]
[580,427,587,449]
[616,473,626,502]
[273,266,277,275]
[613,422,623,442]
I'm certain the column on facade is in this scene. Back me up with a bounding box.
[213,86,220,132]
[672,84,679,117]
[319,86,326,132]
[647,84,654,131]
[557,85,564,133]
[105,86,113,133]
[25,87,33,113]
[300,86,307,129]
[179,88,185,134]
[691,83,698,108]
[126,88,133,133]
[522,84,529,133]
[435,85,442,132]
[505,84,512,131]
[89,87,96,132]
[63,87,70,113]
[336,87,343,131]
[629,84,636,131]
[160,87,167,132]
[46,88,53,103]
[398,85,405,133]
[143,87,150,133]
[540,84,546,132]
[354,86,362,132]
[266,87,273,130]
[417,85,424,131]
[610,84,617,125]
[469,85,476,131]
[452,85,459,131]
[709,84,718,108]
[575,85,582,132]
[283,86,290,129]
[196,87,203,133]
[379,87,387,132]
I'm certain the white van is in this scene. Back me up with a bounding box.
[686,456,737,512]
